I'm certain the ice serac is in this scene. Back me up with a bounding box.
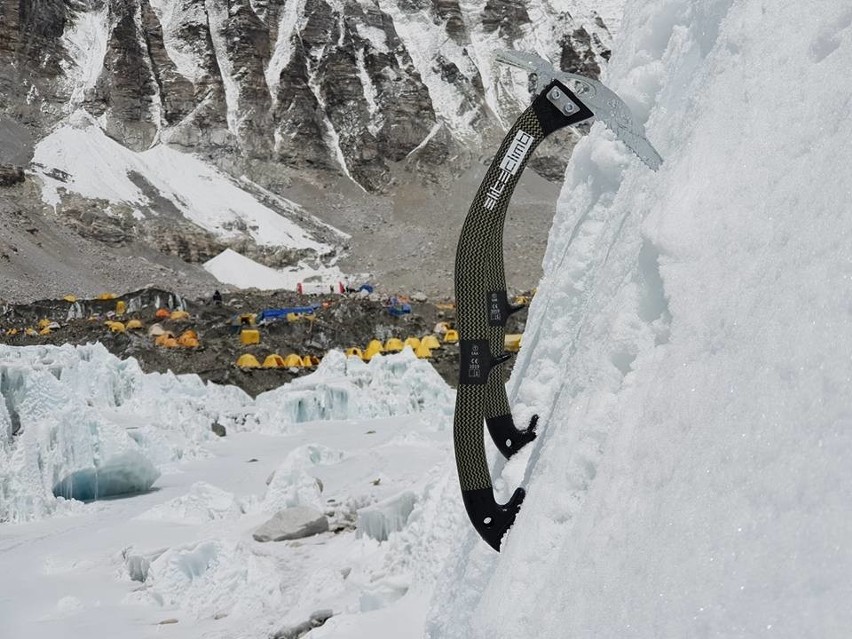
[428,0,852,636]
[52,449,160,501]
[356,490,416,542]
[252,349,455,433]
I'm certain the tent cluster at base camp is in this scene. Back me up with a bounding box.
[346,333,453,361]
[236,353,320,369]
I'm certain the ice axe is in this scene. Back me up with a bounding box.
[453,50,662,551]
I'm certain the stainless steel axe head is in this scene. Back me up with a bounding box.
[496,50,663,171]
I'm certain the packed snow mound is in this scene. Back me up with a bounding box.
[0,344,252,522]
[252,349,455,433]
[430,1,852,637]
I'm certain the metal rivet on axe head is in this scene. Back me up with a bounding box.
[562,103,576,114]
[549,87,562,100]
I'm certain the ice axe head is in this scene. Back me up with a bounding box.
[495,50,663,171]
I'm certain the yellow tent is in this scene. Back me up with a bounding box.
[170,310,190,321]
[24,328,37,336]
[178,331,199,348]
[39,326,52,335]
[115,300,126,315]
[38,318,51,329]
[63,295,77,303]
[263,354,286,368]
[126,319,144,330]
[443,329,459,344]
[404,337,421,351]
[308,355,321,366]
[154,333,175,346]
[284,354,304,367]
[240,329,260,345]
[301,355,315,367]
[421,335,441,350]
[97,293,116,300]
[504,334,523,353]
[163,337,179,348]
[6,328,18,336]
[236,354,261,368]
[107,321,126,333]
[415,343,432,359]
[155,308,171,319]
[366,339,384,355]
[345,347,363,359]
[384,338,404,353]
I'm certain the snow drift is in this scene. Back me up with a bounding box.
[429,1,852,637]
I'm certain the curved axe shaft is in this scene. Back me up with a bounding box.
[453,52,661,551]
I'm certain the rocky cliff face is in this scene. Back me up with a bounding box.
[1,0,612,192]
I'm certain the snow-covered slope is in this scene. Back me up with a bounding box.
[429,1,852,636]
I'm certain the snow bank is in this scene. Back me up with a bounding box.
[430,1,852,637]
[253,349,455,433]
[0,344,251,522]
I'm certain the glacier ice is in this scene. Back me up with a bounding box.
[0,343,252,522]
[253,349,454,433]
[52,450,159,501]
[356,490,416,542]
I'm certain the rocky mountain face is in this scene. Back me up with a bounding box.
[0,0,616,300]
[2,0,612,189]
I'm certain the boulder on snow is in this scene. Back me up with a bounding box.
[253,506,329,542]
[272,609,334,639]
[211,422,227,437]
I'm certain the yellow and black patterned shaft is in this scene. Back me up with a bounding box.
[453,80,594,551]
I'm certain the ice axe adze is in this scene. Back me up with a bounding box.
[453,50,662,551]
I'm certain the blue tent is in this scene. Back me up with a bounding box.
[257,305,318,324]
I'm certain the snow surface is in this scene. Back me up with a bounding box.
[203,248,346,291]
[61,2,110,104]
[0,344,462,638]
